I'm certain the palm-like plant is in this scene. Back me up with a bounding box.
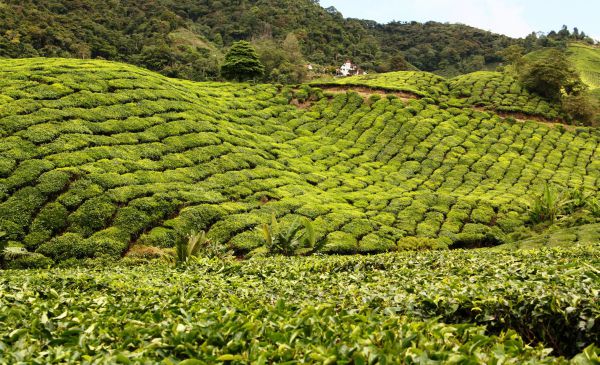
[528,184,571,224]
[260,215,325,256]
[176,230,208,265]
[176,230,233,265]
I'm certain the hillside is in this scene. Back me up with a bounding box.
[0,0,521,80]
[568,42,600,90]
[1,58,599,264]
[314,70,563,119]
[527,42,600,93]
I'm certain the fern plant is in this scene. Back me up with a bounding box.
[2,247,29,260]
[0,233,33,268]
[260,215,326,256]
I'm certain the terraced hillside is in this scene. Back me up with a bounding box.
[312,71,449,99]
[568,43,600,90]
[1,58,599,263]
[314,70,564,120]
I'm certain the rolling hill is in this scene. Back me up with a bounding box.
[314,70,563,119]
[567,42,600,90]
[527,42,600,97]
[1,58,599,265]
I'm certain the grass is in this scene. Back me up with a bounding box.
[0,58,599,266]
[1,244,599,363]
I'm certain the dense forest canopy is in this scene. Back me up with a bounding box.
[0,0,596,81]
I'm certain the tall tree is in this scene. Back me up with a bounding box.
[220,41,264,82]
[519,49,581,100]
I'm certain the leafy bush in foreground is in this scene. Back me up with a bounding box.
[0,245,598,362]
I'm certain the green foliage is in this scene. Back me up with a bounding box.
[3,251,53,269]
[520,49,582,100]
[528,184,572,224]
[1,246,599,361]
[397,236,447,251]
[0,231,6,254]
[254,34,308,84]
[36,233,92,261]
[0,0,526,80]
[220,41,265,82]
[587,198,600,218]
[0,58,599,261]
[176,230,232,265]
[562,92,599,125]
[259,215,325,256]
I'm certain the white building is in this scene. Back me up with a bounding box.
[337,60,366,77]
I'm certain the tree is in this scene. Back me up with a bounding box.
[562,93,598,126]
[253,34,307,84]
[497,45,525,72]
[388,53,410,71]
[519,49,580,100]
[220,41,264,82]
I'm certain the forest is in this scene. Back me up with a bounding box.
[1,0,595,82]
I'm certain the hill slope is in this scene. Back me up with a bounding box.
[1,59,599,263]
[527,42,600,96]
[568,43,600,90]
[314,70,563,119]
[0,0,519,79]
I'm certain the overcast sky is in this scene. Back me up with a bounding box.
[319,0,600,41]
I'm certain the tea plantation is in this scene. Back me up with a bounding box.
[1,245,599,363]
[313,70,563,119]
[0,58,599,264]
[1,58,600,363]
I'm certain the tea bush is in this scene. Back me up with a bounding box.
[1,246,599,362]
[0,59,598,262]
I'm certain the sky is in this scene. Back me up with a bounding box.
[319,0,600,41]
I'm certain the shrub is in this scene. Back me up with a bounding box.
[36,233,92,261]
[397,236,448,251]
[138,227,180,248]
[36,170,71,194]
[452,225,506,249]
[85,236,126,258]
[562,92,598,126]
[68,196,117,236]
[4,252,53,269]
[322,231,358,254]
